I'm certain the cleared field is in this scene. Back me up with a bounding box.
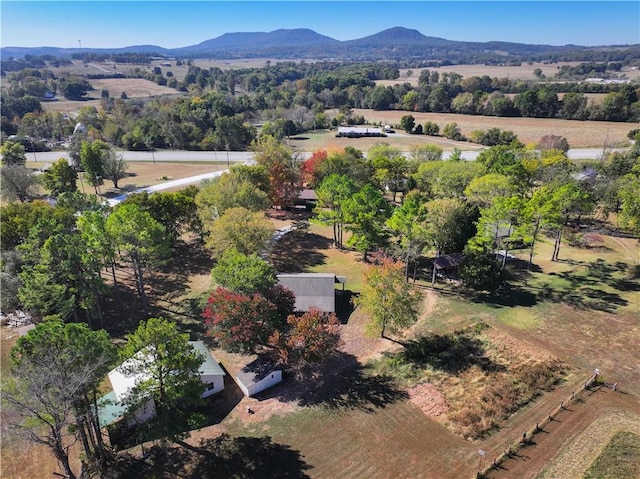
[89,78,178,98]
[379,62,640,86]
[42,78,182,115]
[350,108,636,148]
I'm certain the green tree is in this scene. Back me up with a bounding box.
[41,158,77,195]
[414,160,485,199]
[3,320,117,478]
[476,145,522,175]
[61,81,90,100]
[545,182,592,261]
[386,195,428,280]
[355,256,421,338]
[458,247,503,292]
[618,174,640,235]
[79,140,108,193]
[204,206,274,258]
[442,122,464,141]
[106,204,170,311]
[399,114,415,133]
[423,121,440,136]
[343,184,392,261]
[312,174,357,248]
[0,201,71,251]
[120,317,206,443]
[409,144,443,164]
[195,172,269,223]
[368,144,409,202]
[1,140,27,166]
[1,250,22,312]
[423,198,473,287]
[210,248,276,294]
[464,173,516,208]
[1,165,39,203]
[122,191,199,243]
[101,149,128,188]
[18,227,105,325]
[472,195,524,270]
[77,209,119,286]
[367,85,395,110]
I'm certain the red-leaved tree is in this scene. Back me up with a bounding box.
[202,287,280,353]
[269,308,341,373]
[300,150,328,187]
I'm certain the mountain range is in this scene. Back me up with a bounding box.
[2,27,638,62]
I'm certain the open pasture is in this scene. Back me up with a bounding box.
[177,222,639,479]
[350,108,635,148]
[379,62,640,86]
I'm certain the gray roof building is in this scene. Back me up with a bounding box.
[277,273,345,313]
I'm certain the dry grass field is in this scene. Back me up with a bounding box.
[90,78,178,98]
[378,62,640,86]
[349,109,636,148]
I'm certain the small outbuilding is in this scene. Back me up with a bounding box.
[236,359,282,397]
[432,253,465,279]
[277,273,346,313]
[336,126,386,138]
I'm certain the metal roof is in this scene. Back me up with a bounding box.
[190,341,225,377]
[97,391,127,427]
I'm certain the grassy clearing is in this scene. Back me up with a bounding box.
[583,431,640,479]
[367,323,566,440]
[349,109,633,148]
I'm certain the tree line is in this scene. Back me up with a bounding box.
[3,60,639,146]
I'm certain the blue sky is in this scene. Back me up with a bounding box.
[2,1,638,49]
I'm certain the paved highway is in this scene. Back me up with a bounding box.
[23,147,623,165]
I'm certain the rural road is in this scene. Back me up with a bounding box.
[23,147,621,165]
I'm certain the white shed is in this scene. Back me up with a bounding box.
[236,360,282,397]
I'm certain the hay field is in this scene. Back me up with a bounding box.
[379,62,640,86]
[351,108,635,148]
[89,78,177,98]
[42,78,183,115]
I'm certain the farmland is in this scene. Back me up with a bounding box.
[3,50,640,479]
[2,155,639,478]
[161,222,639,479]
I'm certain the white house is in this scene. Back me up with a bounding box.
[99,341,225,427]
[336,126,386,138]
[236,359,282,397]
[191,340,226,398]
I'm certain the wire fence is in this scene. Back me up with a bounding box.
[476,370,607,479]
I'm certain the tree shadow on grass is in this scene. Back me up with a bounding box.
[398,326,505,375]
[264,352,408,412]
[269,232,330,273]
[151,240,214,303]
[108,434,312,479]
[468,283,538,308]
